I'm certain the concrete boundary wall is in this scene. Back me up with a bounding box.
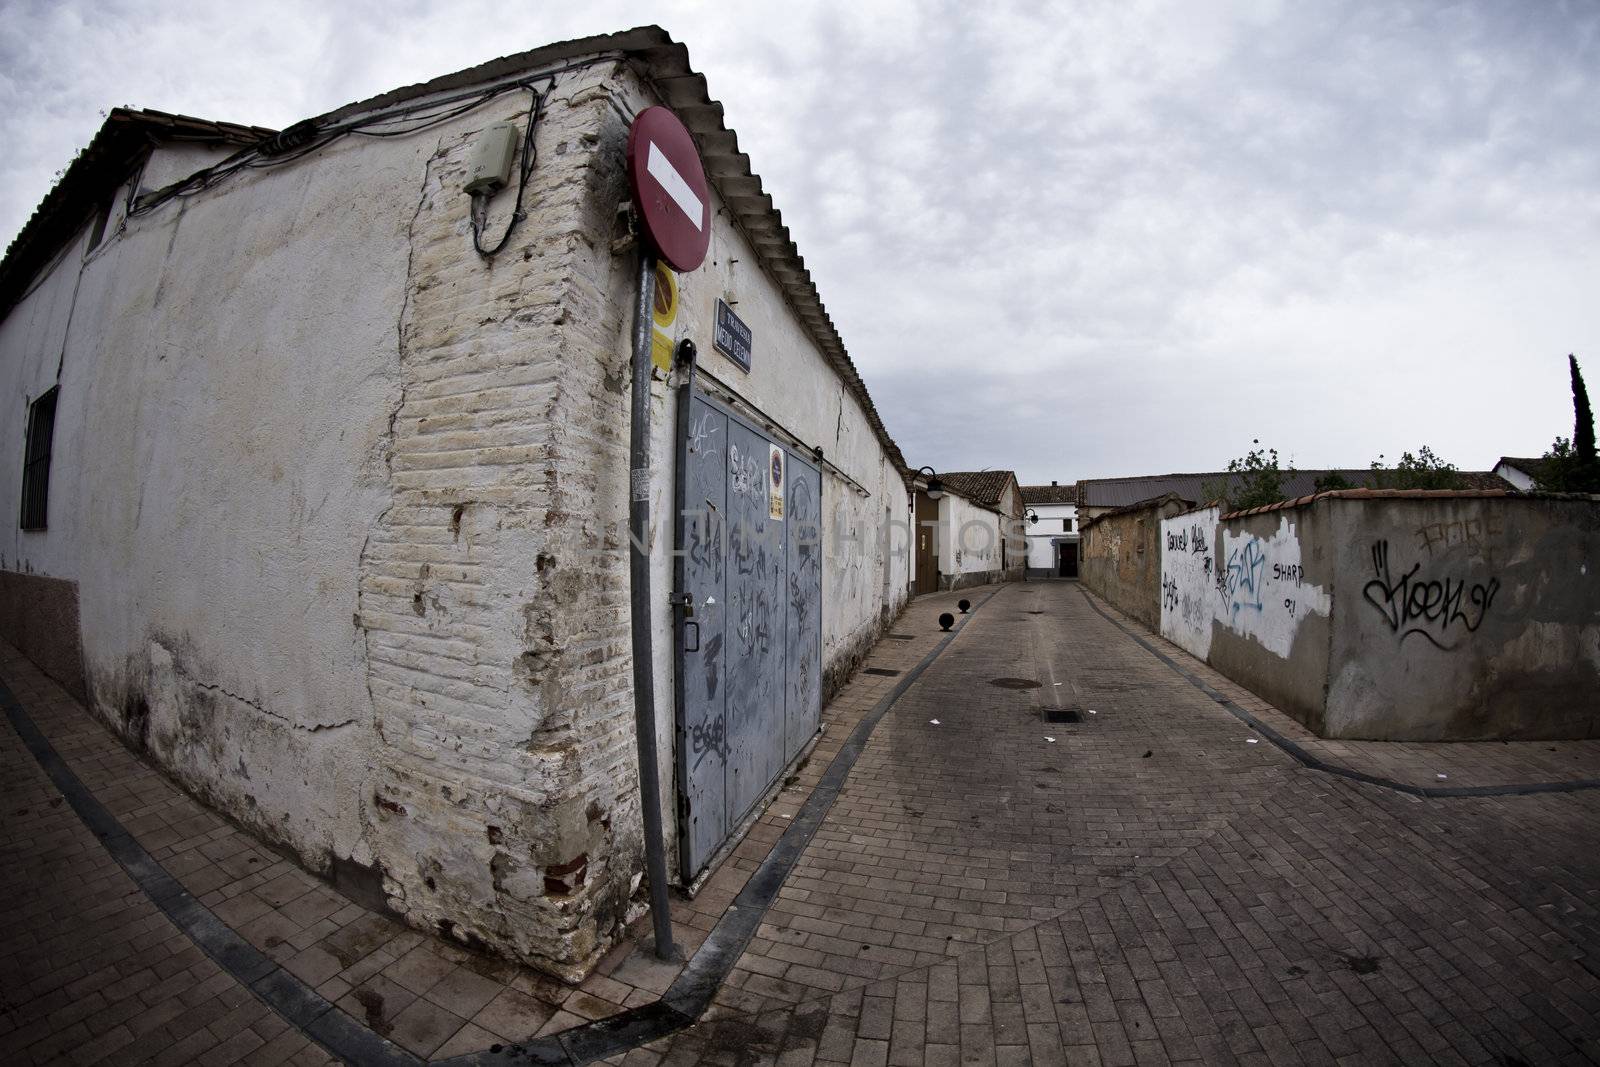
[1158,491,1600,741]
[1080,495,1189,631]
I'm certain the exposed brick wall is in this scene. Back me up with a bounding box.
[358,64,640,980]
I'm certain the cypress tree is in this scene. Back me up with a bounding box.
[1572,355,1598,488]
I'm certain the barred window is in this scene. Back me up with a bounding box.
[20,387,58,530]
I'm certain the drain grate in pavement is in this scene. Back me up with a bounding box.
[1043,707,1082,724]
[863,667,901,677]
[886,634,915,641]
[990,677,1042,689]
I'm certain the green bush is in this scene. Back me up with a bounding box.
[1370,446,1464,491]
[1204,440,1293,511]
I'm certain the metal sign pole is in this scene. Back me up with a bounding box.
[628,247,677,961]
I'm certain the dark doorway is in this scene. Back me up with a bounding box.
[1058,541,1078,578]
[914,491,940,595]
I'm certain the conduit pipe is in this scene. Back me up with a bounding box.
[628,248,677,961]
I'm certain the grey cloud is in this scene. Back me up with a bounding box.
[3,0,1596,480]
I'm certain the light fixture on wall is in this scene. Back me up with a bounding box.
[916,465,943,500]
[1026,509,1038,524]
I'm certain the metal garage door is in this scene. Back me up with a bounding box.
[674,390,822,881]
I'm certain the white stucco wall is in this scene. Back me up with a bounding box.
[1025,502,1078,570]
[1494,462,1536,491]
[1,51,913,979]
[0,120,411,873]
[937,492,1000,578]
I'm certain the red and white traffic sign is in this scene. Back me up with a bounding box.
[626,106,711,273]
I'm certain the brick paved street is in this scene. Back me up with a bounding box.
[5,580,1600,1065]
[625,582,1600,1066]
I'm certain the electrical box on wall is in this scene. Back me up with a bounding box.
[465,122,519,195]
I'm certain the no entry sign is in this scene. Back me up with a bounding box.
[627,106,711,272]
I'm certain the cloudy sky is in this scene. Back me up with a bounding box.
[4,0,1597,483]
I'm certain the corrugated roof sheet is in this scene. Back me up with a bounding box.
[0,27,910,476]
[1078,468,1509,508]
[1021,483,1078,505]
[1078,492,1188,529]
[1222,487,1600,520]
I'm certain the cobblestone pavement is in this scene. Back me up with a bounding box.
[0,587,979,1065]
[4,580,1600,1065]
[613,582,1600,1066]
[1083,593,1600,793]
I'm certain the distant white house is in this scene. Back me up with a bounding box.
[1493,456,1550,491]
[1021,482,1079,578]
[909,469,1025,592]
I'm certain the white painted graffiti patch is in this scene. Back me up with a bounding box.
[1160,508,1331,660]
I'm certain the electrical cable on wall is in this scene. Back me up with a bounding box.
[469,79,551,257]
[123,55,614,221]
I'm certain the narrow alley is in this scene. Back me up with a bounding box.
[5,582,1598,1065]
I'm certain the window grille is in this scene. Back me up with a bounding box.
[20,387,58,530]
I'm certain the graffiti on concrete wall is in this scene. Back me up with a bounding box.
[1362,540,1500,651]
[1412,513,1503,559]
[1160,508,1331,660]
[1220,538,1268,618]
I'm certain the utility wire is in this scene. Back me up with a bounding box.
[123,55,616,221]
[470,79,551,257]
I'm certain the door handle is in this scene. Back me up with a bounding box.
[683,620,700,652]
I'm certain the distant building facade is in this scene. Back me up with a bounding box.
[1493,457,1551,491]
[1021,481,1079,578]
[910,470,1025,592]
[1076,467,1511,522]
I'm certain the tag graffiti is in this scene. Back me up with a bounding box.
[689,711,728,771]
[1220,538,1267,617]
[1362,540,1500,651]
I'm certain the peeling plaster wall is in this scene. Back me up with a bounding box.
[1155,495,1600,741]
[1325,496,1600,740]
[1080,499,1186,630]
[0,53,914,984]
[1159,507,1224,661]
[1159,506,1336,730]
[0,116,407,884]
[1159,508,1334,659]
[353,64,649,979]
